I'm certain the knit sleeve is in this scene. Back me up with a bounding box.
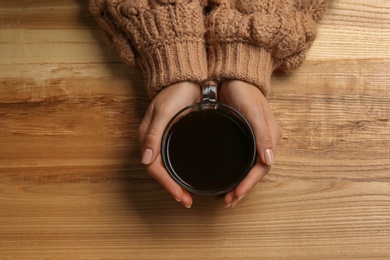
[89,0,136,67]
[89,0,208,98]
[206,0,329,97]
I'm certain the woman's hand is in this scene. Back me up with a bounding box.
[219,80,281,208]
[138,81,201,208]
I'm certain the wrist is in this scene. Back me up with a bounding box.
[208,43,276,97]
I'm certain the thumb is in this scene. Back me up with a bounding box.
[140,114,171,165]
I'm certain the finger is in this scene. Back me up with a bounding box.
[138,104,154,148]
[223,190,235,207]
[266,117,282,155]
[147,155,193,208]
[140,109,172,165]
[247,106,275,166]
[261,99,282,155]
[180,189,193,209]
[224,161,270,208]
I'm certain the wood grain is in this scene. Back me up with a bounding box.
[1,0,389,259]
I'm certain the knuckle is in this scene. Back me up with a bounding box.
[260,133,273,147]
[138,123,147,137]
[145,128,161,143]
[137,123,148,143]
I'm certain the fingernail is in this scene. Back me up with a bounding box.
[183,203,191,209]
[229,194,246,208]
[265,149,274,166]
[232,194,246,208]
[141,148,153,164]
[174,197,181,202]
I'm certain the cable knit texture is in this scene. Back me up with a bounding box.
[89,0,208,97]
[89,0,328,97]
[206,0,328,96]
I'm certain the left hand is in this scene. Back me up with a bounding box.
[219,80,282,207]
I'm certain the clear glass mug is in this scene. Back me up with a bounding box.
[161,80,257,195]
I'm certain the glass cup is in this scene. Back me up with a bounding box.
[161,80,257,195]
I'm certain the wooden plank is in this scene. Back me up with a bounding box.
[0,0,389,259]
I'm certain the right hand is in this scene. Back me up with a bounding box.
[138,81,201,208]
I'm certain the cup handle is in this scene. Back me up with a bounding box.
[201,79,218,103]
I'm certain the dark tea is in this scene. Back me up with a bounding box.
[162,107,256,195]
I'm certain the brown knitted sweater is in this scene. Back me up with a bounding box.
[89,0,328,97]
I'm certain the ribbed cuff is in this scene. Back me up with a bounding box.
[138,40,208,98]
[208,42,276,97]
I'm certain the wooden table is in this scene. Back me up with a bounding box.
[1,1,389,259]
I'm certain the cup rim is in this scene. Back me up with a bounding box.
[161,101,257,195]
